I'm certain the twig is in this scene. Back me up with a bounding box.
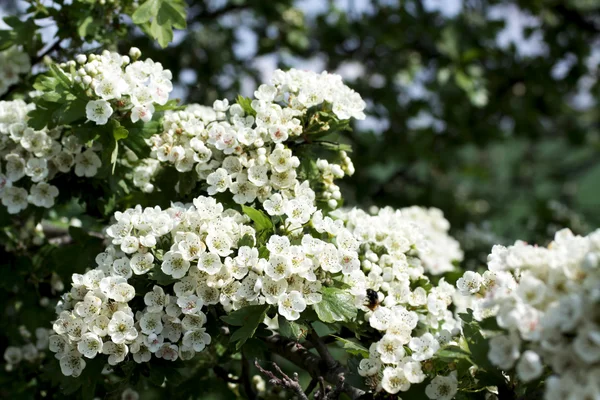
[263,334,365,400]
[305,377,318,396]
[254,360,309,400]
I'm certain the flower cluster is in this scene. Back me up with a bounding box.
[457,228,600,400]
[0,100,101,214]
[3,327,50,372]
[332,206,463,395]
[136,68,364,209]
[62,48,173,125]
[0,46,30,96]
[49,191,371,375]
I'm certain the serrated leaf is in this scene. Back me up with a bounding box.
[238,234,255,248]
[332,335,369,357]
[221,304,269,349]
[132,0,158,24]
[149,266,177,285]
[313,287,357,323]
[436,345,471,362]
[278,316,308,340]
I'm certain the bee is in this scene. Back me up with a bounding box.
[365,289,381,311]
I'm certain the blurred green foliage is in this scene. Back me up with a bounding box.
[114,0,600,264]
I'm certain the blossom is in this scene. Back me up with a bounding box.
[28,182,59,208]
[108,311,137,344]
[278,290,306,321]
[74,149,102,177]
[516,350,543,382]
[59,351,86,377]
[425,371,458,400]
[456,271,482,295]
[409,333,440,362]
[1,186,28,214]
[86,100,113,125]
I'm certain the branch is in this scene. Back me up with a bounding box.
[309,331,338,369]
[241,352,257,400]
[254,360,308,400]
[263,334,366,400]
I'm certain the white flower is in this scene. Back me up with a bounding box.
[156,343,179,361]
[370,307,393,331]
[425,371,458,400]
[103,341,129,365]
[25,158,48,182]
[108,311,138,344]
[177,294,204,315]
[77,332,103,358]
[86,100,113,125]
[205,231,233,257]
[357,357,381,377]
[59,351,86,377]
[144,285,167,312]
[278,290,306,321]
[408,333,440,361]
[516,350,543,382]
[28,182,59,208]
[456,271,482,295]
[1,186,28,214]
[198,252,222,275]
[131,104,155,123]
[381,366,410,394]
[488,334,520,370]
[377,334,406,364]
[4,346,22,365]
[140,312,163,335]
[403,361,425,383]
[74,149,101,177]
[131,252,155,275]
[266,254,292,281]
[182,329,212,352]
[161,251,191,279]
[95,78,124,100]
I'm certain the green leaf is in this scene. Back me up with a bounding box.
[149,266,177,285]
[221,304,270,349]
[436,345,471,362]
[236,95,256,117]
[132,0,158,24]
[278,316,308,340]
[313,287,357,323]
[238,234,255,248]
[78,16,94,38]
[241,205,273,233]
[133,0,187,48]
[332,335,369,357]
[150,18,173,48]
[157,0,187,29]
[177,170,197,196]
